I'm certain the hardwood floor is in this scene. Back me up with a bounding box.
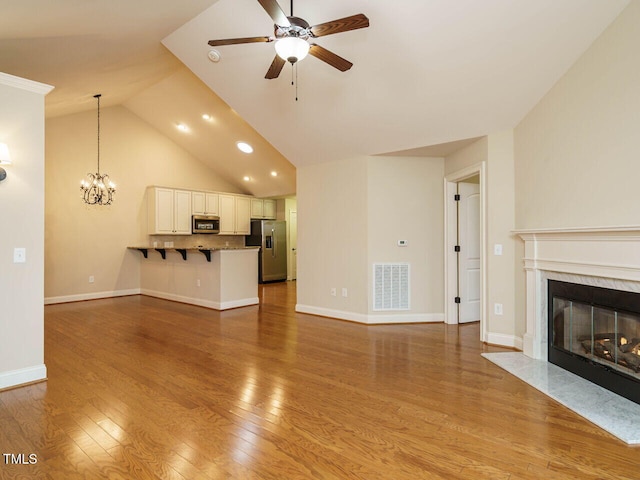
[1,282,638,479]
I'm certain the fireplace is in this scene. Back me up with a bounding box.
[548,279,640,405]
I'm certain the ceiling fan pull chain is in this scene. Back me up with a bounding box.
[295,63,299,101]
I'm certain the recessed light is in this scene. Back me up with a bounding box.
[202,114,213,121]
[176,123,189,132]
[243,176,251,182]
[237,142,253,154]
[270,171,278,177]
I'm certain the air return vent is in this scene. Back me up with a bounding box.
[373,263,410,311]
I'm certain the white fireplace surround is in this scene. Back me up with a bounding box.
[517,226,640,361]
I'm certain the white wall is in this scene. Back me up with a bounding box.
[0,73,53,389]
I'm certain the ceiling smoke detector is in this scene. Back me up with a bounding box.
[207,49,221,63]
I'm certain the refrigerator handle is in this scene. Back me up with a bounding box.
[272,229,276,258]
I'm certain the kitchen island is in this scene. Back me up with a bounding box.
[129,246,259,310]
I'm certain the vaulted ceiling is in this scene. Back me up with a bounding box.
[0,0,630,194]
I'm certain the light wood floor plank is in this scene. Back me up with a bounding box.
[1,281,638,479]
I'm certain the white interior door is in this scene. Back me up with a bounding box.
[458,182,480,323]
[289,210,297,280]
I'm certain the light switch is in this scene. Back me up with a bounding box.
[494,244,503,256]
[13,247,26,263]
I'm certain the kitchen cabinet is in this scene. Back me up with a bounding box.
[263,199,276,219]
[219,194,251,235]
[148,187,192,235]
[250,198,276,219]
[192,191,219,216]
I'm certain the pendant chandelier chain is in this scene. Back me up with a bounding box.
[95,93,101,175]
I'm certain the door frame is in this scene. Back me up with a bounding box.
[443,161,487,342]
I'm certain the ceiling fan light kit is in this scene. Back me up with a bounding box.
[275,37,309,64]
[207,0,369,80]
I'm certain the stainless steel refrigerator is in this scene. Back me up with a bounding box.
[245,220,287,283]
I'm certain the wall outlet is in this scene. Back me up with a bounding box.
[342,287,348,297]
[89,275,95,284]
[164,241,174,248]
[13,248,26,264]
[331,287,337,297]
[494,303,503,315]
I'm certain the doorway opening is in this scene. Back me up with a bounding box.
[444,162,487,341]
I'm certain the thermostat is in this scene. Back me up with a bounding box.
[398,240,408,247]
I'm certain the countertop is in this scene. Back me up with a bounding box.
[127,246,259,251]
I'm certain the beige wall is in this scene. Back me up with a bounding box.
[444,133,518,345]
[45,105,243,302]
[514,1,640,230]
[445,136,488,175]
[0,73,52,389]
[486,131,517,341]
[513,2,640,342]
[297,155,445,323]
[366,156,444,318]
[297,157,370,317]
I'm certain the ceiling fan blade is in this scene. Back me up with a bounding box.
[309,44,353,72]
[257,0,291,27]
[208,36,273,47]
[265,55,286,79]
[310,14,369,37]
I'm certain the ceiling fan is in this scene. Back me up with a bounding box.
[207,0,369,79]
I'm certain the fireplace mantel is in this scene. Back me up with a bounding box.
[516,226,640,361]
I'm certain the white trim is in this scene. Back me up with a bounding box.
[45,288,140,305]
[0,72,54,94]
[0,364,47,390]
[486,332,523,350]
[443,161,487,342]
[296,304,443,324]
[514,225,640,235]
[141,289,258,311]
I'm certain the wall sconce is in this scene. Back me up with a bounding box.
[0,143,11,182]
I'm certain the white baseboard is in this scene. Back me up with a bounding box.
[141,289,258,311]
[0,364,47,390]
[486,332,523,350]
[45,288,140,305]
[295,304,444,324]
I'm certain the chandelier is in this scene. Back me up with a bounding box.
[80,94,115,205]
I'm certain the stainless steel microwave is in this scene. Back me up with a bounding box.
[192,215,220,234]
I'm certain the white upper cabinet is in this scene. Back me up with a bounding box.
[192,191,219,216]
[148,187,192,235]
[250,198,276,219]
[219,194,251,235]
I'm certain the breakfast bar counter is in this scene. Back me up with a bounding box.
[128,246,259,311]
